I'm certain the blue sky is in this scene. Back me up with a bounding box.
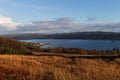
[0,0,120,23]
[0,0,120,34]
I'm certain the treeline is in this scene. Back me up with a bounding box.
[3,31,120,40]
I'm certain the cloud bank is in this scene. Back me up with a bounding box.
[0,15,120,34]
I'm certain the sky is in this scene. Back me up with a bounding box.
[0,0,120,34]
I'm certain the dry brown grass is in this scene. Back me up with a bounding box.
[0,55,119,80]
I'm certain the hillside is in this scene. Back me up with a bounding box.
[0,37,30,54]
[0,36,119,80]
[0,55,119,80]
[3,32,120,40]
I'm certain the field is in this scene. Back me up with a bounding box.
[0,54,119,80]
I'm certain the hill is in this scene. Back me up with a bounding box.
[0,37,30,54]
[3,31,120,40]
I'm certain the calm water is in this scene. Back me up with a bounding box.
[20,39,120,50]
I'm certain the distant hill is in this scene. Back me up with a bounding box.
[3,32,120,40]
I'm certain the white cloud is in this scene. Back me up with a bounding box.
[0,16,120,34]
[0,15,19,31]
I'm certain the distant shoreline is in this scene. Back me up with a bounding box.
[3,32,120,40]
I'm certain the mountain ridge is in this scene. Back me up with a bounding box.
[2,31,120,40]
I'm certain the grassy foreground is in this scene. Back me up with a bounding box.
[0,55,119,80]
